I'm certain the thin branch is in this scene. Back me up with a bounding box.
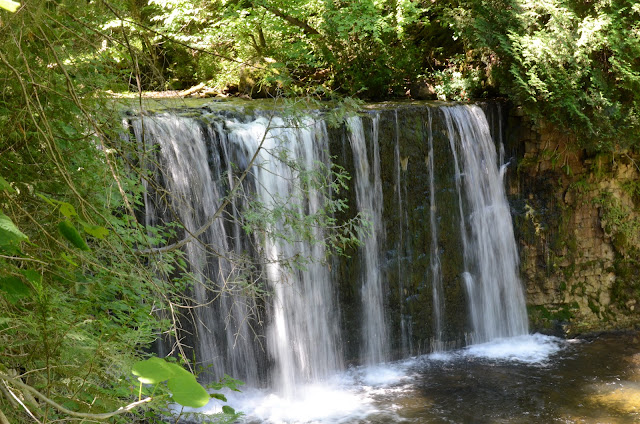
[0,255,49,265]
[0,372,153,420]
[5,384,42,424]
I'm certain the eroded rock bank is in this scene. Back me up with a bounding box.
[506,106,640,336]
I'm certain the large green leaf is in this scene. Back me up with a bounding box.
[0,211,28,247]
[165,366,210,408]
[132,357,174,384]
[132,359,211,408]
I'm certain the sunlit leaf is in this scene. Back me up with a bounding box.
[166,368,210,408]
[59,202,77,218]
[36,193,56,207]
[0,0,20,12]
[132,357,174,384]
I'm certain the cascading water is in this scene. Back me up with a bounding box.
[346,114,389,364]
[427,108,445,352]
[129,101,534,422]
[132,115,262,384]
[134,112,343,394]
[441,105,528,343]
[225,116,344,395]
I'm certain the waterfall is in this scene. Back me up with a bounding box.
[441,105,529,343]
[130,102,529,398]
[346,114,389,364]
[225,116,343,395]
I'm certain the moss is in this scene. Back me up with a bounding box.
[588,298,601,315]
[528,303,576,329]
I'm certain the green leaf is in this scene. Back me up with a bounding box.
[0,176,15,193]
[58,220,90,251]
[0,276,31,304]
[222,405,236,414]
[166,370,210,408]
[210,393,227,402]
[132,357,174,384]
[0,211,28,246]
[59,202,77,219]
[82,223,109,239]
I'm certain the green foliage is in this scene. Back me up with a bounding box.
[111,0,428,97]
[455,0,640,152]
[0,1,208,422]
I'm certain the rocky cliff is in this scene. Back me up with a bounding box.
[507,107,640,335]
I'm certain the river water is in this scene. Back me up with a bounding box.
[189,331,640,423]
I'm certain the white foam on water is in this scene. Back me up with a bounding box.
[189,362,421,423]
[222,384,374,424]
[463,333,565,364]
[361,365,407,387]
[427,351,455,361]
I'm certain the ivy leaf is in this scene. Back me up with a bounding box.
[82,223,109,239]
[58,220,90,251]
[132,357,174,384]
[0,276,31,304]
[0,211,28,247]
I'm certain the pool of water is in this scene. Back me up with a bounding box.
[190,331,640,423]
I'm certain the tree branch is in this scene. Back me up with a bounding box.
[0,372,153,420]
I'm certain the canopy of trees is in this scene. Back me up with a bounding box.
[0,0,638,422]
